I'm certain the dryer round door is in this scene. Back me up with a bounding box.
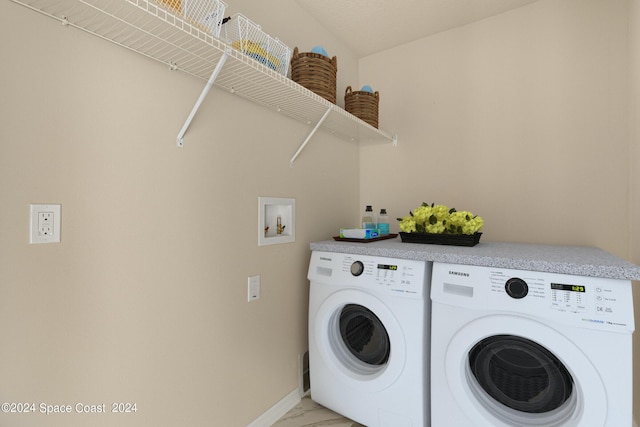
[444,314,606,426]
[313,289,407,392]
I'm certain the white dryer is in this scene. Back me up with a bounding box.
[430,262,634,427]
[308,251,431,427]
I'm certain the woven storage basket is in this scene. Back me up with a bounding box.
[290,47,337,103]
[344,86,379,128]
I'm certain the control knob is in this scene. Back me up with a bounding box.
[351,261,364,276]
[505,277,528,299]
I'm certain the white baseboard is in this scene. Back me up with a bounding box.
[246,388,301,427]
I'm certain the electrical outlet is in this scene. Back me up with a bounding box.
[38,212,54,236]
[30,204,61,244]
[248,275,260,302]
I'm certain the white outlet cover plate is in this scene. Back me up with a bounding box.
[30,204,61,244]
[248,275,260,301]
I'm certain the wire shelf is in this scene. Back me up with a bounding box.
[10,0,397,147]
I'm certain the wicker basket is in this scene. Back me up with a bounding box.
[344,86,379,128]
[290,47,337,103]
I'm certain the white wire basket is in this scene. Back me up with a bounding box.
[156,0,227,37]
[183,0,227,37]
[220,13,292,76]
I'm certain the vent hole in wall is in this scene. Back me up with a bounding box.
[302,351,310,393]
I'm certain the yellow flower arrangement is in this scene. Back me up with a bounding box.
[398,202,484,235]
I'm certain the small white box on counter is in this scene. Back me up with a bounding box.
[340,228,379,239]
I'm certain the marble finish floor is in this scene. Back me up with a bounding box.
[273,395,365,427]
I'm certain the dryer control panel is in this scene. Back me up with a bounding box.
[431,262,634,333]
[308,251,431,299]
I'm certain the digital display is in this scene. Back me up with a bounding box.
[377,264,398,271]
[551,283,586,293]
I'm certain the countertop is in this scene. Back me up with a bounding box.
[310,237,640,281]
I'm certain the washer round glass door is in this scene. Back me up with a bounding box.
[444,315,606,426]
[468,335,574,415]
[314,290,407,392]
[339,304,390,366]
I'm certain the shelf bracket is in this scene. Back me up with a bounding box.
[290,107,333,167]
[176,49,231,147]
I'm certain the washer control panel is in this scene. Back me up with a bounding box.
[431,262,634,333]
[488,270,593,311]
[343,257,425,296]
[308,251,430,299]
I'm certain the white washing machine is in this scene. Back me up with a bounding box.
[308,250,432,427]
[430,262,635,427]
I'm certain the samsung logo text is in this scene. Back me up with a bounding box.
[449,271,470,277]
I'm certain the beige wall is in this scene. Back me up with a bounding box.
[630,0,640,421]
[0,1,359,426]
[360,0,630,256]
[360,0,640,422]
[631,0,640,262]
